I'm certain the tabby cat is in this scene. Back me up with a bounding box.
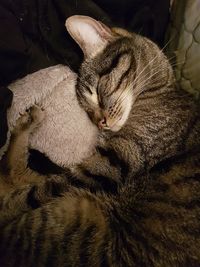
[0,15,200,267]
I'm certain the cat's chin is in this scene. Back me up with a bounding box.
[101,124,122,132]
[109,125,122,132]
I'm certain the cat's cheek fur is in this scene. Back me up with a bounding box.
[109,93,133,132]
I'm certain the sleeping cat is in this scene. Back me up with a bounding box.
[0,15,200,267]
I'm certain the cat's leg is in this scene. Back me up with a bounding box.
[0,105,69,227]
[4,106,45,183]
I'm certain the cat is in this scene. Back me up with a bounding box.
[0,15,200,267]
[0,106,45,197]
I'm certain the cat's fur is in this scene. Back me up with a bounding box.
[0,15,200,267]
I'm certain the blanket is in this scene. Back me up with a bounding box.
[1,65,98,167]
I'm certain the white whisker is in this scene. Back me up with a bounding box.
[132,37,176,88]
[118,67,166,105]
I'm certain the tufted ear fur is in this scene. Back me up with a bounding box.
[65,15,114,58]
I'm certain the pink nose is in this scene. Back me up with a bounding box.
[98,117,107,129]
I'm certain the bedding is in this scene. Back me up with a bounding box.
[166,0,200,97]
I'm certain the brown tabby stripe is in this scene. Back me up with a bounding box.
[82,170,118,193]
[59,205,82,265]
[27,185,41,209]
[26,178,68,209]
[174,173,200,185]
[79,224,97,265]
[98,50,132,77]
[0,221,16,261]
[77,77,93,95]
[97,146,130,178]
[116,210,158,253]
[185,258,200,267]
[45,177,68,196]
[20,213,33,266]
[181,115,200,151]
[151,150,191,173]
[13,215,28,267]
[4,221,22,266]
[99,236,110,267]
[152,182,169,193]
[100,253,110,267]
[136,207,179,221]
[110,56,135,96]
[63,148,124,192]
[181,225,200,237]
[33,209,48,265]
[76,85,88,102]
[67,175,90,189]
[145,195,200,209]
[43,237,57,267]
[116,231,149,266]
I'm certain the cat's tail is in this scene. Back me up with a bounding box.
[0,178,143,267]
[1,166,200,267]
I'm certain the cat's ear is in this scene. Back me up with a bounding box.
[65,15,114,58]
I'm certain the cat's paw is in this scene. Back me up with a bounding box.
[29,105,45,128]
[13,105,45,134]
[13,111,32,134]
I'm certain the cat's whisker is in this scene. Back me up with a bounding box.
[118,68,165,105]
[132,58,175,91]
[170,61,185,68]
[133,43,170,82]
[161,35,177,51]
[117,84,136,105]
[132,38,176,87]
[138,63,168,90]
[137,67,165,86]
[134,70,165,93]
[123,65,162,96]
[133,53,165,86]
[127,57,182,95]
[166,54,185,65]
[137,62,184,92]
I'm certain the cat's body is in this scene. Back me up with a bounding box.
[0,16,200,266]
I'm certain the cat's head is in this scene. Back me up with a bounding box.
[66,16,173,132]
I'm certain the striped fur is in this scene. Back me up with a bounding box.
[0,16,200,266]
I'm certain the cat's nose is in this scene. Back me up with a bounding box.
[98,117,107,130]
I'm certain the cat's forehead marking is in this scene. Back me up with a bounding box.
[84,88,98,105]
[90,91,98,104]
